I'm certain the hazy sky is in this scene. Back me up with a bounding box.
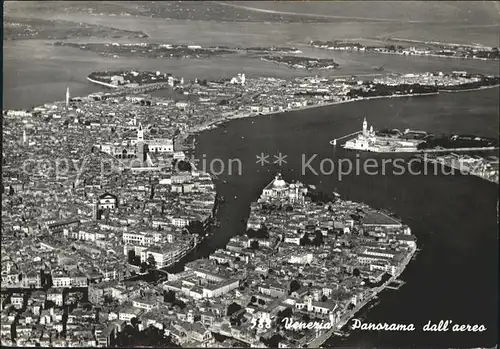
[5,1,500,25]
[233,1,500,24]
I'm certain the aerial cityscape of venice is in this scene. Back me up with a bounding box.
[2,1,499,348]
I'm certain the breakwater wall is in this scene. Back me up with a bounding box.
[86,77,119,89]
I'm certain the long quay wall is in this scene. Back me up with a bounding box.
[86,77,171,96]
[343,145,498,154]
[307,245,417,348]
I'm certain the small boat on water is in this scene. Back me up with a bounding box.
[308,184,316,189]
[333,330,350,338]
[367,299,380,310]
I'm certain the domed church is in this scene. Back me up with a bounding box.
[260,173,307,203]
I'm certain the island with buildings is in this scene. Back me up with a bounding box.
[54,42,237,60]
[342,118,429,153]
[310,39,500,61]
[343,118,498,153]
[53,42,338,71]
[346,72,499,98]
[87,70,182,89]
[260,55,340,70]
[244,46,302,54]
[341,118,499,183]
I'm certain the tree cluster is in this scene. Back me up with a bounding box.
[127,250,141,266]
[172,159,192,172]
[261,334,285,348]
[246,225,269,239]
[113,324,179,348]
[163,290,186,309]
[275,307,293,329]
[299,230,324,246]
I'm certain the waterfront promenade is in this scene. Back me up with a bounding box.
[341,144,499,154]
[307,244,417,348]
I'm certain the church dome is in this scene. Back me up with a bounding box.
[272,173,287,188]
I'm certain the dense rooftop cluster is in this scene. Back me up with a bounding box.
[1,80,219,346]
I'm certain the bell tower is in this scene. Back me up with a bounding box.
[137,123,144,142]
[362,118,367,136]
[65,87,70,108]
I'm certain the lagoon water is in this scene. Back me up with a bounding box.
[3,6,499,346]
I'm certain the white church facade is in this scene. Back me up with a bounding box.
[343,118,376,151]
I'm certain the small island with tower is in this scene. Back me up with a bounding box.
[342,118,425,152]
[341,118,498,153]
